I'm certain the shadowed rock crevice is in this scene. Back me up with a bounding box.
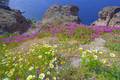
[107,7,120,26]
[92,6,120,27]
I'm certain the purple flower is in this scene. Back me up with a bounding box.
[36,68,40,78]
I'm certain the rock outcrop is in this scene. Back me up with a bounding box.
[0,6,30,35]
[92,6,120,27]
[42,5,80,25]
[0,0,9,6]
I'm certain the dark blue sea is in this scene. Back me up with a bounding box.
[9,0,120,24]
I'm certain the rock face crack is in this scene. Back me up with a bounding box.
[92,6,120,27]
[107,7,120,26]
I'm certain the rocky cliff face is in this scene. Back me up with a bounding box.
[0,6,30,35]
[0,0,9,6]
[42,5,80,25]
[92,6,120,27]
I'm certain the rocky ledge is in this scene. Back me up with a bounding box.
[42,5,81,25]
[0,5,30,35]
[92,6,120,27]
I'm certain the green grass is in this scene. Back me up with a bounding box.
[102,32,120,53]
[106,43,120,52]
[57,49,120,80]
[58,64,120,80]
[37,32,51,39]
[57,27,94,44]
[0,33,18,39]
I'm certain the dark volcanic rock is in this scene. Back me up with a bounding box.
[42,5,80,25]
[0,6,30,34]
[92,6,120,27]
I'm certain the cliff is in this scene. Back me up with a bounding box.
[92,6,120,27]
[0,6,30,35]
[41,5,81,25]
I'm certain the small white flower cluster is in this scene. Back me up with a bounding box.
[79,48,116,65]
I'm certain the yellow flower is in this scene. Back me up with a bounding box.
[49,63,54,68]
[47,71,50,75]
[3,44,6,47]
[45,52,48,54]
[3,78,9,80]
[60,61,65,64]
[13,63,17,67]
[7,68,15,77]
[86,50,92,53]
[38,55,42,59]
[93,55,98,60]
[5,71,8,74]
[26,75,34,80]
[79,47,83,53]
[99,51,103,54]
[39,73,45,79]
[81,51,86,57]
[29,66,34,71]
[46,78,50,80]
[47,52,51,55]
[92,50,98,53]
[51,52,55,56]
[20,65,23,68]
[81,54,85,58]
[19,58,23,62]
[53,77,56,80]
[52,50,55,53]
[45,52,51,55]
[44,44,51,48]
[53,45,57,48]
[51,58,57,63]
[32,75,35,78]
[101,59,107,64]
[82,51,86,54]
[110,53,115,57]
[29,48,35,52]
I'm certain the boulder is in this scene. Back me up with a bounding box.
[0,6,30,35]
[92,6,120,27]
[42,5,80,25]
